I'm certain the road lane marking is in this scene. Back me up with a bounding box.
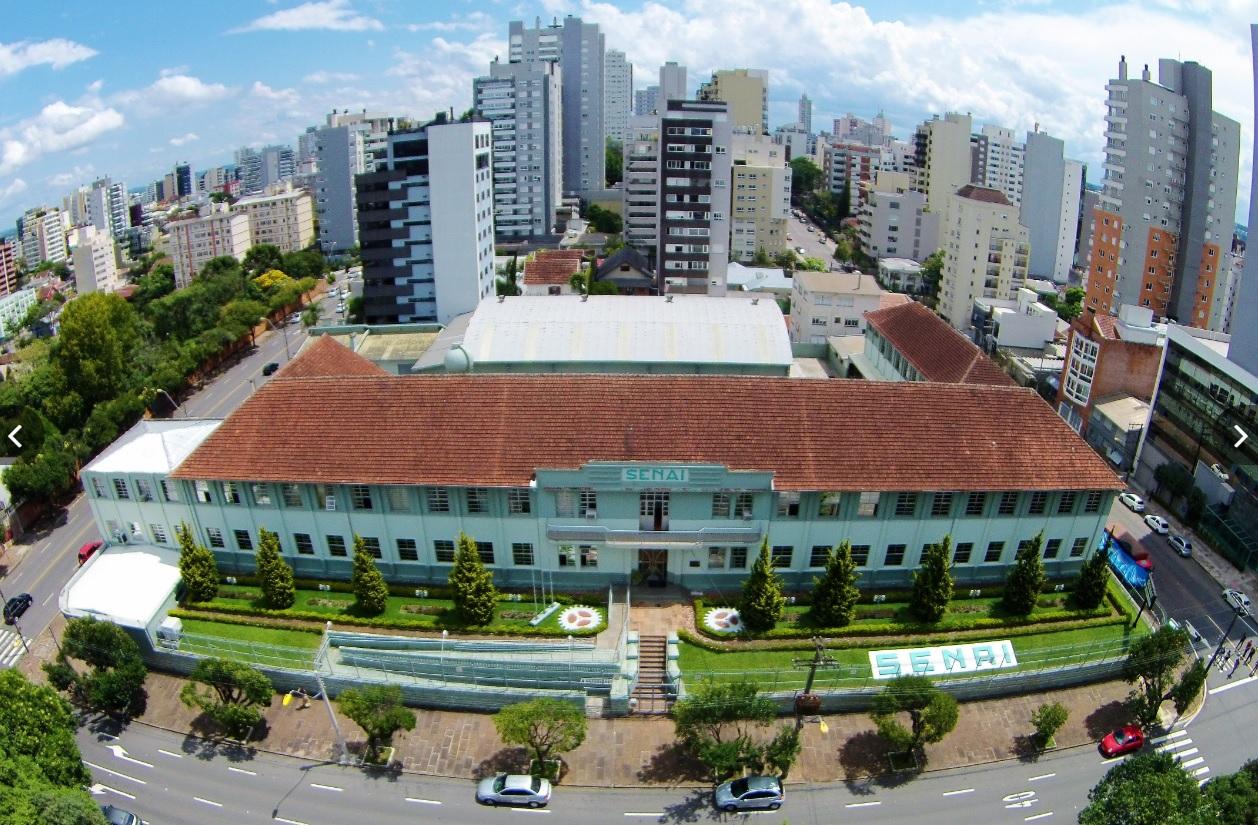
[1170,748,1199,759]
[90,784,136,800]
[1208,675,1256,694]
[1194,767,1210,777]
[1180,757,1205,768]
[42,591,55,605]
[1156,740,1194,753]
[846,801,882,808]
[274,818,308,825]
[83,761,146,785]
[309,783,342,792]
[1150,730,1188,744]
[157,749,183,759]
[622,814,664,817]
[194,797,222,808]
[1025,813,1053,822]
[942,788,974,796]
[107,745,153,767]
[405,798,442,805]
[1028,773,1056,782]
[509,809,551,814]
[228,766,257,775]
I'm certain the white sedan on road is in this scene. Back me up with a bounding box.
[1118,492,1146,513]
[1144,514,1170,534]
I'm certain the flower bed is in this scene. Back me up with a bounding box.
[557,606,602,631]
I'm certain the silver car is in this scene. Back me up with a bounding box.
[1168,534,1192,557]
[476,773,552,808]
[714,775,784,812]
[1224,588,1252,614]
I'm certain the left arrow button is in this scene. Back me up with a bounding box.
[8,425,21,448]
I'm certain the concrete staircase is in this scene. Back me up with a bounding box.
[631,635,671,715]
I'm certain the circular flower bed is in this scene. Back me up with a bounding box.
[704,607,743,634]
[557,605,602,631]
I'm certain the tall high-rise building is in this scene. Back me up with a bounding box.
[166,203,252,287]
[604,49,633,146]
[822,141,883,200]
[0,239,19,296]
[970,125,1024,207]
[235,144,296,195]
[474,59,562,240]
[71,224,121,294]
[84,177,129,239]
[622,114,660,262]
[18,207,67,267]
[357,117,495,324]
[656,100,732,295]
[798,94,812,134]
[175,163,192,198]
[234,187,315,253]
[509,16,605,194]
[1085,55,1240,327]
[938,185,1030,332]
[857,170,940,264]
[729,135,791,262]
[698,68,768,134]
[634,87,659,117]
[833,112,893,148]
[659,61,687,106]
[1228,25,1258,375]
[910,112,973,212]
[313,111,396,254]
[1021,129,1084,284]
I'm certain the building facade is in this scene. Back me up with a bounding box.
[789,270,904,343]
[358,117,495,324]
[911,112,973,211]
[1021,130,1084,284]
[236,144,296,195]
[1056,304,1165,436]
[71,224,121,294]
[19,207,68,267]
[0,288,37,339]
[798,94,812,135]
[659,62,687,107]
[939,185,1031,332]
[0,240,18,297]
[634,86,659,117]
[1085,56,1240,326]
[698,69,768,134]
[165,203,253,288]
[970,125,1025,207]
[84,178,130,240]
[822,140,883,201]
[604,49,633,146]
[313,112,396,254]
[857,171,940,263]
[859,300,1015,385]
[622,114,660,262]
[234,188,315,253]
[729,135,791,262]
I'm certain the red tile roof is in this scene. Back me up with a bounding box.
[522,249,585,286]
[1094,315,1119,340]
[173,367,1120,493]
[277,334,388,378]
[865,301,1015,386]
[956,184,1012,206]
[879,293,912,309]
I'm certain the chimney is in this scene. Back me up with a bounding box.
[1118,55,1128,80]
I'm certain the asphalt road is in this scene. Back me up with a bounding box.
[787,213,837,267]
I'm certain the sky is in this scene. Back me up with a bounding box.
[1,0,1255,231]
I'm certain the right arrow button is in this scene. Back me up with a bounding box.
[1235,425,1249,449]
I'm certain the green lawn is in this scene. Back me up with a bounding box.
[179,618,322,670]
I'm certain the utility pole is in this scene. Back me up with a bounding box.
[792,636,837,718]
[1207,605,1250,671]
[314,621,350,764]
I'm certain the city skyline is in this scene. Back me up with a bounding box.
[1,0,1254,230]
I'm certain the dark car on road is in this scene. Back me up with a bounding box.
[4,593,33,625]
[100,804,140,825]
[262,362,280,376]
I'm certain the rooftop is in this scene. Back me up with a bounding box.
[521,249,585,286]
[85,418,222,475]
[794,269,888,297]
[878,258,923,273]
[865,301,1015,386]
[60,543,182,629]
[726,262,794,293]
[1092,394,1152,431]
[955,184,1011,206]
[280,334,389,378]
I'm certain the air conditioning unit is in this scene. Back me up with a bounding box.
[740,511,753,521]
[324,496,336,511]
[585,509,598,519]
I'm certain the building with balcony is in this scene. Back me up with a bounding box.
[166,203,252,287]
[970,125,1025,207]
[938,184,1031,332]
[82,336,1122,590]
[875,258,926,295]
[313,111,397,254]
[0,240,18,297]
[1056,304,1165,437]
[697,68,768,135]
[71,224,122,294]
[622,114,661,263]
[234,187,315,253]
[729,135,791,262]
[604,50,633,146]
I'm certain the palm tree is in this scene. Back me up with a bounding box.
[301,305,321,330]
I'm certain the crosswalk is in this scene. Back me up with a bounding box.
[1152,729,1212,785]
[0,627,25,669]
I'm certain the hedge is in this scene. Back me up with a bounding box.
[175,604,603,638]
[217,575,604,606]
[686,577,1080,608]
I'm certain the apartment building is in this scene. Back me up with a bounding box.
[235,144,296,195]
[822,140,883,201]
[357,117,495,324]
[660,62,687,106]
[166,202,253,287]
[789,269,907,343]
[833,112,894,148]
[634,86,659,117]
[604,50,633,146]
[71,224,121,294]
[798,94,812,135]
[622,114,661,261]
[313,111,396,254]
[772,124,812,162]
[83,337,1122,590]
[1021,130,1084,284]
[1056,303,1165,436]
[509,16,605,195]
[857,170,940,263]
[474,60,562,241]
[970,125,1025,207]
[698,69,768,134]
[729,135,791,262]
[1085,56,1240,327]
[234,187,315,253]
[657,100,733,295]
[938,184,1031,332]
[911,112,973,211]
[18,207,68,267]
[0,240,18,297]
[77,177,129,240]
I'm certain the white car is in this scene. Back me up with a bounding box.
[476,774,551,808]
[796,247,807,255]
[1168,535,1192,557]
[1118,492,1146,513]
[1223,588,1252,613]
[1210,463,1230,481]
[1144,514,1169,534]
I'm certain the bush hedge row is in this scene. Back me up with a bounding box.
[216,575,603,606]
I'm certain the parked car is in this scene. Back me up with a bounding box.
[1118,492,1146,512]
[1114,536,1152,571]
[475,774,552,808]
[796,247,807,255]
[100,805,140,825]
[77,540,103,565]
[287,313,301,325]
[3,593,33,625]
[1168,535,1192,557]
[714,775,784,812]
[1210,463,1229,481]
[1144,514,1170,534]
[1223,588,1252,613]
[1099,725,1145,758]
[262,362,280,376]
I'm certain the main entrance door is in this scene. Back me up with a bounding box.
[638,548,668,587]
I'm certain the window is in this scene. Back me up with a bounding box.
[222,482,241,504]
[558,545,598,567]
[362,537,382,559]
[467,487,489,513]
[850,545,870,567]
[579,489,597,517]
[776,492,800,517]
[91,477,106,497]
[512,542,534,566]
[818,492,842,518]
[734,493,753,517]
[730,547,748,568]
[894,493,916,517]
[580,545,597,567]
[476,541,494,565]
[708,547,726,569]
[885,544,906,566]
[1044,538,1062,559]
[130,521,143,539]
[280,484,303,507]
[997,492,1019,515]
[809,546,830,568]
[1083,491,1103,513]
[1017,538,1035,556]
[508,488,532,514]
[294,533,314,555]
[1028,491,1048,515]
[316,484,336,511]
[251,483,272,507]
[206,527,224,548]
[229,529,251,551]
[426,487,451,512]
[931,493,954,517]
[953,542,973,564]
[385,486,411,512]
[150,524,167,544]
[712,493,731,518]
[771,545,793,568]
[350,485,374,511]
[327,535,348,557]
[113,478,131,500]
[135,479,154,502]
[396,538,419,561]
[1070,537,1089,557]
[984,541,1005,563]
[857,491,880,517]
[1057,492,1077,515]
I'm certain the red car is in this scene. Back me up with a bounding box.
[77,540,103,565]
[1100,725,1145,758]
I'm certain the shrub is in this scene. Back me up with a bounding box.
[449,532,498,625]
[739,540,785,633]
[350,534,389,616]
[1004,533,1048,616]
[177,522,218,603]
[909,536,954,623]
[255,528,295,609]
[810,541,860,627]
[1031,701,1069,747]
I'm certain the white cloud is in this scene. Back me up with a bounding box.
[304,70,359,84]
[250,81,300,106]
[387,33,505,118]
[0,99,124,175]
[116,74,233,113]
[0,178,28,203]
[0,38,97,78]
[46,164,95,188]
[169,132,199,147]
[405,12,495,33]
[232,0,383,33]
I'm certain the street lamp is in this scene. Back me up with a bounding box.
[263,318,292,361]
[1192,403,1233,470]
[151,389,186,418]
[1207,603,1250,671]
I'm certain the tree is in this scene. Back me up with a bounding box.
[1203,759,1258,824]
[254,527,295,609]
[1031,701,1069,748]
[494,698,588,771]
[751,247,772,267]
[496,256,521,297]
[180,658,273,740]
[281,248,327,282]
[1003,532,1047,616]
[605,138,623,187]
[759,724,802,779]
[53,292,141,407]
[920,250,944,302]
[1122,625,1191,726]
[673,679,777,780]
[789,157,823,203]
[1171,659,1208,715]
[837,183,851,221]
[1153,461,1194,507]
[909,536,954,623]
[49,617,147,716]
[301,305,322,329]
[243,244,284,278]
[739,539,785,633]
[351,533,389,616]
[337,684,416,761]
[0,669,92,789]
[0,754,109,825]
[1079,752,1208,825]
[449,532,498,625]
[1184,486,1207,528]
[176,522,218,602]
[1074,546,1111,610]
[801,257,828,271]
[871,675,959,753]
[810,540,860,627]
[584,203,623,234]
[773,250,798,271]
